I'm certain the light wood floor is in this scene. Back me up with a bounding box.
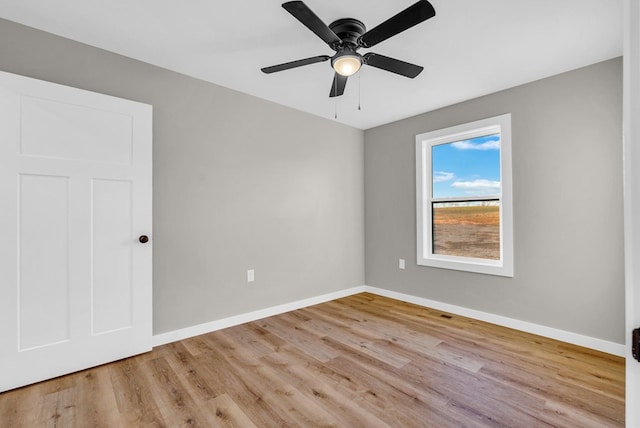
[0,293,625,427]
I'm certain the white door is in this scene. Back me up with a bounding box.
[625,1,640,426]
[0,71,152,392]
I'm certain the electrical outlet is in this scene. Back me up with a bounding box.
[247,269,255,282]
[399,259,405,269]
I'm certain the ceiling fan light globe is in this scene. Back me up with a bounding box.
[332,55,362,77]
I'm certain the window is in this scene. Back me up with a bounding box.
[416,114,513,276]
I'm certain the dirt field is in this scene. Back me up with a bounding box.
[432,205,500,260]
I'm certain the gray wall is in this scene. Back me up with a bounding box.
[0,18,365,335]
[365,58,625,344]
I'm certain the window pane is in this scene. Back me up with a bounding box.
[432,134,501,199]
[432,201,500,260]
[416,113,513,276]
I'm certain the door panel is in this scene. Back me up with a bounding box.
[0,71,152,392]
[19,174,70,351]
[20,94,133,164]
[91,178,134,335]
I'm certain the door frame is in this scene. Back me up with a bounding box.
[624,1,640,426]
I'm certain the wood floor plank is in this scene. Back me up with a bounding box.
[204,393,258,428]
[180,334,217,357]
[108,358,165,427]
[37,386,77,427]
[73,366,122,427]
[321,355,459,427]
[555,367,625,400]
[205,335,346,427]
[258,346,394,427]
[539,398,624,427]
[193,347,291,426]
[161,341,223,404]
[329,296,490,350]
[140,356,209,427]
[220,323,280,358]
[300,302,447,353]
[296,312,412,369]
[257,315,340,362]
[0,292,625,427]
[0,381,43,427]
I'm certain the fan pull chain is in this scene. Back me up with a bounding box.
[334,73,338,119]
[358,74,362,111]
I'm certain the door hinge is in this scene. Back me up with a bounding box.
[633,328,640,363]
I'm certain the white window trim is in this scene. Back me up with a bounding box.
[415,113,513,277]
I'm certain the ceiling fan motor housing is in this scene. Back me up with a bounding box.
[328,18,366,48]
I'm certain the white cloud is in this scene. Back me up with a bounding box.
[451,139,500,150]
[433,171,455,182]
[451,179,500,194]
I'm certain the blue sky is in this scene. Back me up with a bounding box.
[432,133,501,199]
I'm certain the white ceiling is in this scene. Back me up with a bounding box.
[0,0,623,129]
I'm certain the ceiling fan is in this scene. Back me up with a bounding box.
[261,0,436,98]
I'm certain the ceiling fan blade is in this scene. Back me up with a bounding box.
[261,55,331,74]
[329,73,348,97]
[363,53,423,78]
[282,1,342,47]
[358,0,436,48]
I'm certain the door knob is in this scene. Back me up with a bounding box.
[138,235,149,243]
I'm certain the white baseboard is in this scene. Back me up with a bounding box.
[364,286,625,357]
[152,286,366,347]
[152,284,625,357]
